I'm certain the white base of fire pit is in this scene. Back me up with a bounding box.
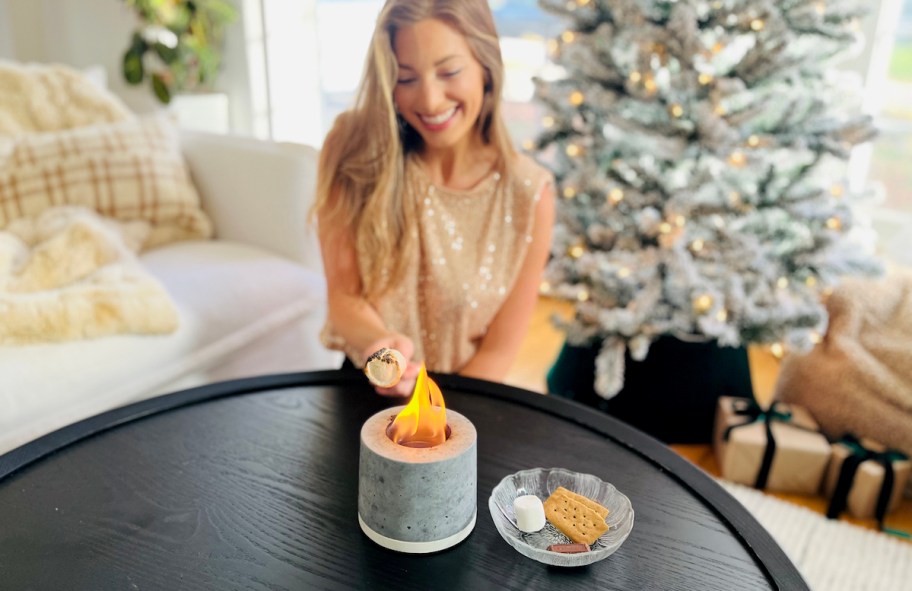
[358,511,476,554]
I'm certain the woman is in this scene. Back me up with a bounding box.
[314,0,554,396]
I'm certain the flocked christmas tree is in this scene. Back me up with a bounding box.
[532,0,881,398]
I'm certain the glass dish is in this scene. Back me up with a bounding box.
[488,467,634,567]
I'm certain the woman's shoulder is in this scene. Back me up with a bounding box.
[508,152,555,194]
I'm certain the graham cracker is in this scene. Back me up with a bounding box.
[543,492,609,545]
[552,486,610,520]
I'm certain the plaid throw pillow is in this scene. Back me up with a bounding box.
[0,114,212,249]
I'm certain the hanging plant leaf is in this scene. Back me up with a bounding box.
[120,0,237,101]
[123,47,145,85]
[153,40,179,64]
[151,72,172,104]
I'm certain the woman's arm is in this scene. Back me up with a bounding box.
[458,178,556,382]
[318,193,419,397]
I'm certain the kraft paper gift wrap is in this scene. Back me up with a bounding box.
[713,397,831,494]
[823,437,911,520]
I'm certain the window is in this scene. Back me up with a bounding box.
[863,0,912,265]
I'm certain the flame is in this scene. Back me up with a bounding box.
[387,364,448,447]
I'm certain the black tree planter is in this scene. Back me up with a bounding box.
[547,335,755,444]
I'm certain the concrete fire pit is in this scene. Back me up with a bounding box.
[357,406,477,553]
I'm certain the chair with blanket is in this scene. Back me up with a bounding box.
[0,61,341,455]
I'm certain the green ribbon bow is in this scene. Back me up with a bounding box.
[723,399,794,490]
[827,434,909,539]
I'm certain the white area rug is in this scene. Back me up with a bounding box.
[722,482,912,591]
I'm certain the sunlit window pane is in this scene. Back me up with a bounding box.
[866,0,912,264]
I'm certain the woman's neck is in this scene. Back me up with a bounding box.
[417,138,497,191]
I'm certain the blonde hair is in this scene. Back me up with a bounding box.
[313,0,516,300]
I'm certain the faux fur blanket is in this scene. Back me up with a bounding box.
[775,270,912,457]
[0,207,178,344]
[0,60,132,134]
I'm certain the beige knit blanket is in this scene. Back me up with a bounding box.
[0,60,132,134]
[0,207,178,344]
[775,270,912,456]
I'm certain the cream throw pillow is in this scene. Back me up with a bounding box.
[0,60,133,134]
[0,114,212,249]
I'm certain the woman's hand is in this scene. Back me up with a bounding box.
[362,334,420,397]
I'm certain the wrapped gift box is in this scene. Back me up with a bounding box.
[713,396,831,494]
[823,437,911,521]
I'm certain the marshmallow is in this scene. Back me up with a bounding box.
[513,494,546,533]
[364,348,406,388]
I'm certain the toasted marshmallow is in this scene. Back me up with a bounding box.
[364,348,407,388]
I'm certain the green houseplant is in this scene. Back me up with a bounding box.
[121,0,237,104]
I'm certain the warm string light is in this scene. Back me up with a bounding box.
[576,0,591,6]
[577,289,590,302]
[562,186,577,199]
[643,77,658,94]
[629,71,642,83]
[805,276,818,287]
[539,280,551,294]
[617,267,631,278]
[669,103,684,118]
[565,144,582,157]
[542,115,555,128]
[674,215,686,227]
[747,135,761,147]
[728,151,747,166]
[690,239,705,252]
[698,73,714,85]
[693,294,714,314]
[608,188,624,204]
[830,184,845,197]
[561,30,576,43]
[810,331,823,345]
[569,91,585,106]
[770,343,785,359]
[777,277,789,289]
[712,42,725,54]
[522,139,534,151]
[750,18,765,31]
[659,222,673,234]
[568,243,585,258]
[714,104,727,116]
[826,217,842,230]
[716,309,729,322]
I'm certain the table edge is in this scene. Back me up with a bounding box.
[0,370,808,591]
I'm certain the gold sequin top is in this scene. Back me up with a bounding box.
[323,152,552,373]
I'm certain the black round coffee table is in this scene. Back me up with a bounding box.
[0,370,807,590]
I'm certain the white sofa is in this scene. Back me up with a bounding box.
[0,131,342,455]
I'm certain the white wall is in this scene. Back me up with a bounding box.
[2,0,256,134]
[0,0,14,58]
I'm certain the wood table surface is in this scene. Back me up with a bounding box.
[0,371,808,590]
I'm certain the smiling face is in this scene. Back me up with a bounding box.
[392,18,487,154]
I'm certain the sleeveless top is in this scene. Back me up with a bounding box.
[323,151,552,373]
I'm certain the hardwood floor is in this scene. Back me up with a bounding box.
[505,296,912,539]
